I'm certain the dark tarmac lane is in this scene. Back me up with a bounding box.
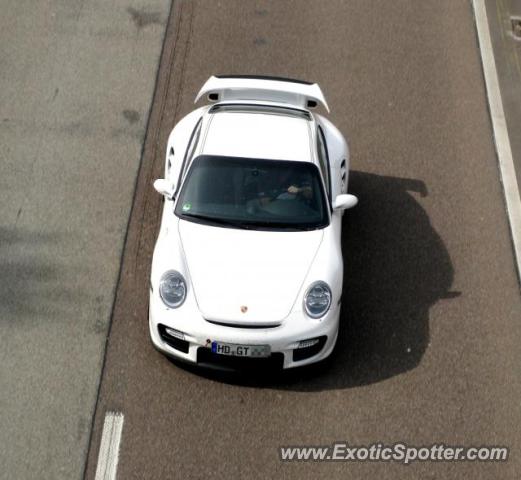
[85,1,521,478]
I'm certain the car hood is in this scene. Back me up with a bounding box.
[178,220,323,325]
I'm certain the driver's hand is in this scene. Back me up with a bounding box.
[287,185,300,194]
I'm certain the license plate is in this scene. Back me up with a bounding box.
[211,341,271,358]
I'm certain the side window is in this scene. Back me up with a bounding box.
[186,124,201,165]
[176,119,202,194]
[317,126,331,199]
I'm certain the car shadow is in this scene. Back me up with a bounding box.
[172,170,459,390]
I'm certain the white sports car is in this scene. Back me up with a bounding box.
[149,75,357,370]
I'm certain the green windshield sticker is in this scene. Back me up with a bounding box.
[182,202,192,212]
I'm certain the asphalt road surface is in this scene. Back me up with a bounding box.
[82,0,519,478]
[0,1,169,479]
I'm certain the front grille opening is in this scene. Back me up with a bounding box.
[205,319,280,329]
[197,347,284,371]
[292,336,327,362]
[158,324,189,353]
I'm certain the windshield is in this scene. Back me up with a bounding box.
[174,155,329,231]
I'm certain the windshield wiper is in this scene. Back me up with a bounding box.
[250,223,319,231]
[181,213,250,229]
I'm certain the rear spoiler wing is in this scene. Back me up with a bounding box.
[194,75,330,112]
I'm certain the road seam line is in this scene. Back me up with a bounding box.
[472,0,521,282]
[94,412,124,480]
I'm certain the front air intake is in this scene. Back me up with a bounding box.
[158,324,189,353]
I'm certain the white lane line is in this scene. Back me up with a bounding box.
[95,412,124,480]
[473,0,521,282]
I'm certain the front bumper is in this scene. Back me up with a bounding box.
[149,293,340,370]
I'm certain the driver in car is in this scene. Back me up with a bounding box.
[258,169,313,206]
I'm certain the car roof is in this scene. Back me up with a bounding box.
[200,105,314,162]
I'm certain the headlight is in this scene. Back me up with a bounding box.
[159,270,186,308]
[304,281,332,318]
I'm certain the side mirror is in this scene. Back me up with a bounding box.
[153,179,175,200]
[333,194,358,210]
